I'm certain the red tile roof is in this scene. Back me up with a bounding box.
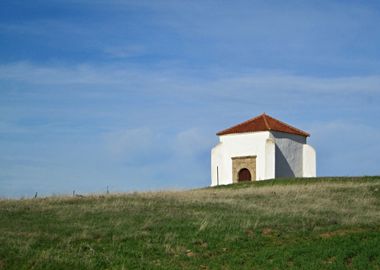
[216,113,310,137]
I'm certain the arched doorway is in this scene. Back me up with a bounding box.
[238,168,251,182]
[232,156,256,183]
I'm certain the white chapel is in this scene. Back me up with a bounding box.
[211,113,316,186]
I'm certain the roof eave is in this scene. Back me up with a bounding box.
[217,130,310,137]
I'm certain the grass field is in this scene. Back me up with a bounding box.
[1,177,380,269]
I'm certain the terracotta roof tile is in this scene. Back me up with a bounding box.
[216,113,310,137]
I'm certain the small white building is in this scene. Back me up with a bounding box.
[211,113,316,186]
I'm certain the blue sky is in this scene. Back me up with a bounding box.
[1,1,380,198]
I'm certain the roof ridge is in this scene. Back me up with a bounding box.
[262,113,270,130]
[265,114,310,136]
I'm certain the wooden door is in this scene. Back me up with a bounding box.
[238,168,251,182]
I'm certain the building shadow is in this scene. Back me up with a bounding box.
[275,145,295,178]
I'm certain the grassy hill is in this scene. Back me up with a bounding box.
[1,177,380,269]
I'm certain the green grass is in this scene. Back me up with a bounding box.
[1,177,380,269]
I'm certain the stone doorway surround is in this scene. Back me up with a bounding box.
[232,155,257,183]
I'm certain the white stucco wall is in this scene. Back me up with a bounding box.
[211,130,317,186]
[211,131,272,186]
[211,142,224,186]
[265,138,275,179]
[270,131,305,178]
[303,144,316,177]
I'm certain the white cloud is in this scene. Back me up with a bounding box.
[308,120,380,176]
[173,128,214,158]
[1,62,380,95]
[102,127,213,173]
[92,126,212,191]
[104,45,145,58]
[104,127,157,160]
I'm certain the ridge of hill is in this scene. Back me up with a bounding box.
[1,177,380,269]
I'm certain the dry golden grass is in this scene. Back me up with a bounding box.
[1,177,380,269]
[131,180,380,227]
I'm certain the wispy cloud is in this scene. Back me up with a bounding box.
[103,127,213,165]
[104,45,145,59]
[309,120,380,176]
[2,62,380,93]
[173,128,214,158]
[104,127,168,165]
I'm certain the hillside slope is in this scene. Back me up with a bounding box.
[1,177,380,269]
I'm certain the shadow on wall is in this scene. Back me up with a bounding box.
[275,145,295,178]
